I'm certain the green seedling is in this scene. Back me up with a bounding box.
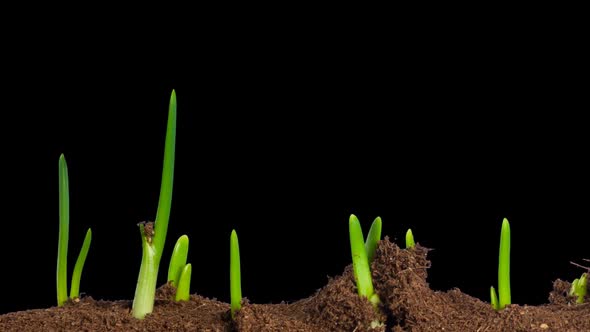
[230,229,242,318]
[490,218,511,310]
[569,278,579,297]
[490,286,498,310]
[405,228,415,249]
[167,235,191,301]
[168,235,189,287]
[349,214,381,308]
[365,217,382,262]
[175,264,192,302]
[57,154,92,306]
[132,90,177,319]
[570,273,587,304]
[70,228,92,300]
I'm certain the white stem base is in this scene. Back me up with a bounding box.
[132,244,158,319]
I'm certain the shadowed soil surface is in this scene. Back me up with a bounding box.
[1,238,588,331]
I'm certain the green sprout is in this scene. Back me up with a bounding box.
[131,90,177,319]
[365,217,382,262]
[57,154,93,306]
[167,235,191,301]
[569,278,579,296]
[490,218,511,310]
[490,286,498,310]
[230,229,242,318]
[349,214,381,308]
[405,228,415,249]
[570,273,587,304]
[70,228,92,300]
[175,264,192,302]
[168,235,189,287]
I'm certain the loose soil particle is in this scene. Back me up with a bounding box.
[1,238,588,331]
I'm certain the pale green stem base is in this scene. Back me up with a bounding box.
[132,242,159,319]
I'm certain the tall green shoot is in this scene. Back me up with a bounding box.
[57,154,93,306]
[230,230,242,318]
[490,218,511,310]
[57,154,70,306]
[132,90,177,319]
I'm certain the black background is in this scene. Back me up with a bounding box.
[1,22,588,315]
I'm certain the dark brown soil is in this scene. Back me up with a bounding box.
[1,238,588,331]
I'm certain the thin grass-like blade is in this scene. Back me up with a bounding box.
[406,229,415,249]
[230,230,242,318]
[175,264,192,302]
[349,214,374,299]
[70,228,92,299]
[168,235,189,287]
[57,154,69,306]
[365,217,382,262]
[153,90,177,256]
[498,218,511,309]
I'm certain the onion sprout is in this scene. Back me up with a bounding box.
[132,90,177,319]
[57,154,92,306]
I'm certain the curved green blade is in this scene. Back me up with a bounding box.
[70,228,92,299]
[175,263,192,302]
[168,235,189,287]
[152,89,177,257]
[365,217,382,262]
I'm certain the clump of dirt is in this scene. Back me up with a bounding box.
[234,266,385,332]
[371,237,590,331]
[1,238,589,331]
[156,281,179,300]
[0,294,231,331]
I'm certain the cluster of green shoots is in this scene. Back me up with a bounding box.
[487,217,586,310]
[56,154,92,306]
[487,218,587,310]
[54,90,584,322]
[348,215,416,328]
[569,259,589,304]
[348,215,513,314]
[55,91,247,320]
[167,235,191,302]
[349,215,382,309]
[569,272,587,304]
[348,214,512,315]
